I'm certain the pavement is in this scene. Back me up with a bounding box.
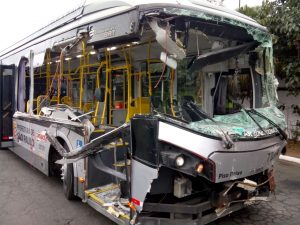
[0,149,114,225]
[280,141,300,164]
[1,149,300,225]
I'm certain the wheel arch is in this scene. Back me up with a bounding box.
[47,132,73,177]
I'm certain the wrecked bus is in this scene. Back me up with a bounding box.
[0,0,287,224]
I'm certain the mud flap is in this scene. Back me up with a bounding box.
[268,170,276,192]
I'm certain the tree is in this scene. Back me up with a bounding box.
[239,0,300,95]
[238,5,260,19]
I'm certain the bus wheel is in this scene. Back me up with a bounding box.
[63,163,76,200]
[63,143,76,200]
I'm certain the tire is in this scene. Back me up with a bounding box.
[49,148,62,177]
[63,163,76,200]
[63,143,76,200]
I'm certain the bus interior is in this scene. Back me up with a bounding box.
[18,16,275,131]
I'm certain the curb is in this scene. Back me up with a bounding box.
[279,155,300,164]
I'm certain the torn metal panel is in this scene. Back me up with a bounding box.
[164,7,272,47]
[148,18,186,60]
[46,132,69,156]
[130,159,159,212]
[33,50,46,68]
[54,123,129,162]
[189,41,258,72]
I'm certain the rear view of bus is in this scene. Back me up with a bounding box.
[0,0,287,224]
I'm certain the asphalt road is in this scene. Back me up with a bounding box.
[0,149,115,225]
[0,149,300,225]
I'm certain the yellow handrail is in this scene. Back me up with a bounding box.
[101,50,110,125]
[79,39,86,110]
[93,61,106,125]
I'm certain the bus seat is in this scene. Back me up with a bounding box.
[50,96,58,105]
[83,102,93,113]
[139,97,150,114]
[37,95,50,114]
[61,96,72,106]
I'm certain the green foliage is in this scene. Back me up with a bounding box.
[238,5,260,20]
[284,61,300,95]
[238,0,300,95]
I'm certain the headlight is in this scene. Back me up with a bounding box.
[195,163,204,174]
[175,155,185,167]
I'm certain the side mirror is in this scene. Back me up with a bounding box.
[160,52,177,70]
[94,88,104,102]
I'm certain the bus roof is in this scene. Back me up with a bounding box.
[84,0,264,29]
[0,0,267,60]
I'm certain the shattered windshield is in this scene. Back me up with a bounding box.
[175,46,285,139]
[147,10,286,139]
[177,59,254,117]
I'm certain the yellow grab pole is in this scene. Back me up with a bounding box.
[93,61,105,125]
[79,40,86,110]
[147,40,152,96]
[101,51,110,125]
[123,47,132,121]
[138,72,142,113]
[57,51,64,104]
[108,51,113,125]
[170,69,176,117]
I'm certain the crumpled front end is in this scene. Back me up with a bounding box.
[130,115,285,224]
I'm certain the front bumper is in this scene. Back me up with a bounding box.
[137,201,245,225]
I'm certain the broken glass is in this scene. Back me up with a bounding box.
[164,8,272,47]
[187,106,286,138]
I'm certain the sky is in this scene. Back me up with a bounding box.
[223,0,264,9]
[0,0,264,52]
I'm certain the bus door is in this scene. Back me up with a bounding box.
[0,65,15,147]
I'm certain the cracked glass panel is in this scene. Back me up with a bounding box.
[162,7,284,138]
[254,46,279,107]
[164,8,272,47]
[187,106,286,138]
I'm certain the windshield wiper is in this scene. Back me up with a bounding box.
[242,108,267,135]
[248,109,287,140]
[186,102,234,149]
[230,100,268,136]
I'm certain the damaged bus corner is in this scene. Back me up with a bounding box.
[0,0,287,224]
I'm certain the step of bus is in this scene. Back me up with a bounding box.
[85,183,130,225]
[113,159,131,168]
